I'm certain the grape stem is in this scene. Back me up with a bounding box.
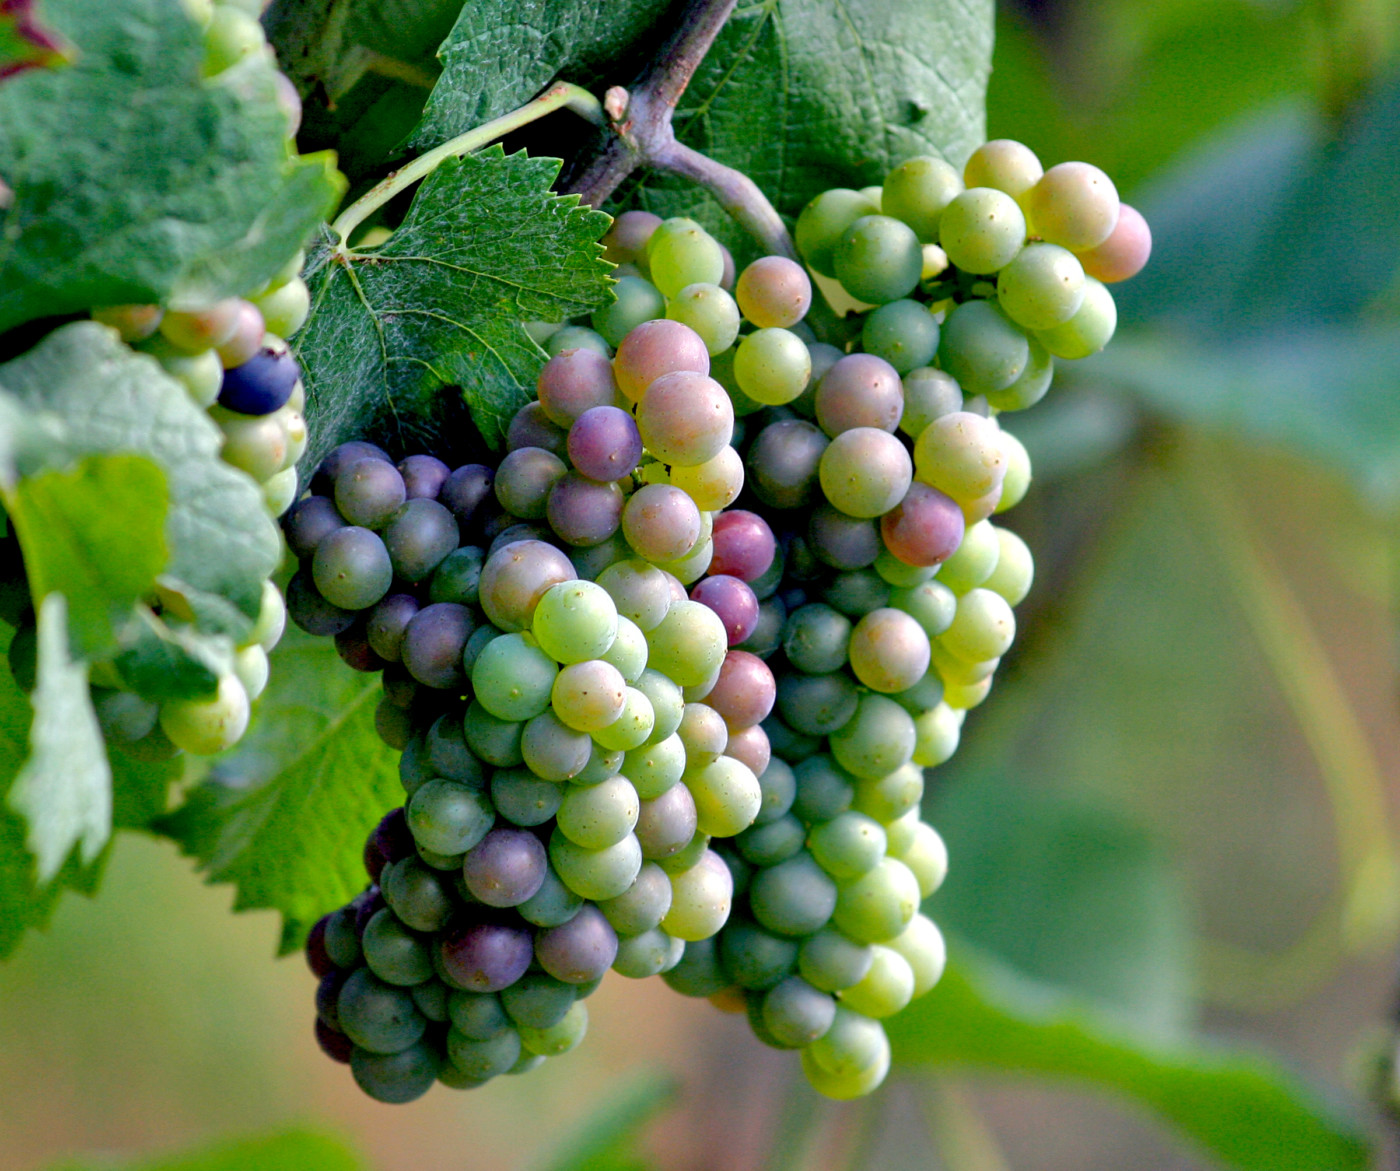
[329,81,605,249]
[566,0,799,262]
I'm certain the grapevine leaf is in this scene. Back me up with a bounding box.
[1,453,167,658]
[891,946,1371,1171]
[45,1127,367,1171]
[295,148,612,463]
[158,624,401,947]
[0,0,73,81]
[111,605,225,701]
[6,593,109,880]
[0,0,344,332]
[0,322,280,647]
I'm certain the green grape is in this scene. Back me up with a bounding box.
[890,579,957,638]
[985,337,1053,413]
[963,139,1043,202]
[937,519,1000,592]
[762,976,837,1047]
[798,927,874,992]
[501,971,578,1029]
[912,410,1006,504]
[851,761,924,824]
[156,345,223,408]
[819,427,912,518]
[748,851,838,937]
[645,600,727,688]
[670,445,744,512]
[860,299,940,374]
[1036,276,1116,358]
[448,989,511,1040]
[546,326,611,358]
[362,908,434,987]
[591,686,655,751]
[801,1028,890,1099]
[1026,161,1120,250]
[202,6,264,75]
[912,702,961,766]
[337,968,426,1053]
[795,188,880,277]
[520,867,587,929]
[447,1026,521,1079]
[600,861,674,934]
[518,999,588,1055]
[549,827,643,900]
[686,754,762,837]
[253,277,310,338]
[837,945,915,1018]
[613,927,684,978]
[407,779,495,855]
[463,700,525,767]
[471,632,558,721]
[782,604,852,676]
[648,219,725,298]
[807,1004,887,1082]
[410,979,450,1023]
[942,587,1016,662]
[658,534,713,585]
[662,848,734,941]
[888,914,946,997]
[351,1042,440,1104]
[522,709,593,780]
[734,328,812,406]
[894,824,949,900]
[596,560,673,631]
[983,527,1034,605]
[899,367,963,438]
[634,668,685,743]
[996,430,1032,512]
[593,275,666,347]
[383,859,454,932]
[937,300,1029,395]
[833,215,923,304]
[809,812,888,879]
[874,546,935,588]
[720,918,798,989]
[937,188,1027,274]
[736,815,806,867]
[158,672,249,755]
[997,242,1086,331]
[321,907,362,969]
[821,569,891,618]
[557,775,640,849]
[532,580,618,664]
[848,608,932,694]
[832,857,921,943]
[884,807,921,855]
[880,156,963,242]
[667,283,741,355]
[490,766,564,827]
[929,641,997,687]
[943,675,992,710]
[775,671,858,737]
[623,733,686,799]
[547,658,625,733]
[790,755,855,823]
[829,694,916,780]
[600,614,648,683]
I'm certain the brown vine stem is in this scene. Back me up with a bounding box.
[567,0,799,262]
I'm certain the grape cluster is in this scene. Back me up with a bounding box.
[3,0,312,762]
[297,138,1145,1103]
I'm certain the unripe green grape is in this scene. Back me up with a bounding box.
[719,918,797,989]
[942,674,992,709]
[893,824,949,899]
[848,607,931,694]
[884,808,922,856]
[591,686,655,751]
[880,155,963,242]
[549,827,643,900]
[338,969,426,1054]
[913,410,1007,503]
[156,345,223,407]
[159,672,249,754]
[833,215,923,304]
[645,600,727,688]
[596,560,672,631]
[670,445,744,511]
[613,927,684,978]
[912,702,961,766]
[735,256,812,328]
[634,668,685,742]
[667,283,740,355]
[810,812,887,879]
[891,668,944,716]
[775,670,859,737]
[491,767,563,827]
[819,428,912,518]
[94,303,163,341]
[1027,161,1120,250]
[647,219,725,298]
[201,6,264,77]
[362,908,434,986]
[734,328,812,406]
[686,754,762,837]
[662,848,734,941]
[600,861,673,934]
[624,732,686,799]
[997,242,1085,331]
[246,578,287,653]
[851,761,924,824]
[996,431,1032,513]
[593,275,666,347]
[252,277,310,337]
[937,518,1000,592]
[408,778,495,855]
[658,535,713,586]
[471,633,557,721]
[232,642,269,701]
[546,326,611,358]
[983,527,1034,605]
[551,659,627,732]
[829,694,916,780]
[963,139,1043,202]
[557,774,640,849]
[533,580,618,664]
[781,603,852,676]
[888,914,946,997]
[655,830,711,876]
[762,976,837,1047]
[519,1001,588,1056]
[874,547,935,589]
[938,188,1027,274]
[837,944,915,1017]
[795,188,880,277]
[736,815,805,867]
[799,927,874,992]
[860,299,940,374]
[602,209,662,265]
[984,337,1053,413]
[937,300,1029,395]
[801,1027,889,1099]
[446,1027,520,1079]
[899,367,963,438]
[212,406,288,482]
[678,701,730,763]
[929,640,997,687]
[807,1004,887,1080]
[1036,276,1116,359]
[601,615,649,683]
[749,851,838,937]
[261,465,297,516]
[522,709,593,780]
[941,587,1016,662]
[833,857,921,943]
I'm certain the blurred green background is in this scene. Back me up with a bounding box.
[5,0,1400,1167]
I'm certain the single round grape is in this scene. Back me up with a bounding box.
[634,781,698,860]
[851,760,924,824]
[938,187,1027,274]
[733,328,812,407]
[997,242,1086,331]
[623,732,686,799]
[1036,275,1117,358]
[677,701,730,764]
[611,318,710,403]
[285,570,356,637]
[982,527,1034,606]
[382,858,454,933]
[763,976,837,1048]
[889,913,946,997]
[821,568,889,619]
[799,928,875,992]
[407,778,494,855]
[735,257,812,328]
[874,546,934,588]
[500,971,577,1030]
[522,709,593,781]
[847,607,931,694]
[602,209,662,264]
[351,1040,440,1103]
[311,440,391,493]
[645,599,728,688]
[448,989,511,1040]
[621,484,701,564]
[575,741,626,787]
[545,473,624,547]
[781,604,851,675]
[964,139,1043,201]
[913,410,1007,505]
[911,701,960,766]
[739,595,786,658]
[833,215,923,304]
[930,639,997,686]
[709,510,777,583]
[557,774,641,849]
[899,367,963,438]
[159,298,241,350]
[537,347,618,428]
[701,650,776,732]
[839,945,915,1018]
[686,754,762,837]
[597,862,672,936]
[507,405,567,461]
[530,903,617,986]
[593,274,667,347]
[393,454,448,502]
[446,1024,521,1080]
[440,920,535,994]
[647,218,726,298]
[519,1000,589,1056]
[494,446,567,520]
[546,325,611,359]
[829,694,916,779]
[311,526,393,612]
[941,586,1017,662]
[1027,161,1120,250]
[518,867,585,930]
[815,354,902,437]
[439,464,495,526]
[985,337,1053,413]
[890,578,958,639]
[531,580,618,665]
[479,540,576,633]
[94,689,159,744]
[600,614,649,683]
[861,299,940,374]
[775,671,858,738]
[335,458,406,529]
[662,937,729,997]
[795,188,880,276]
[596,560,672,631]
[736,814,805,867]
[400,602,472,689]
[337,968,426,1053]
[158,673,250,755]
[808,505,881,570]
[487,766,561,828]
[219,345,299,415]
[668,445,743,512]
[818,428,912,518]
[662,848,734,941]
[806,1005,889,1092]
[666,283,741,355]
[547,659,626,734]
[747,419,827,509]
[563,405,641,484]
[938,518,1000,592]
[320,905,362,970]
[362,907,433,986]
[881,156,963,241]
[281,495,343,559]
[724,727,770,790]
[462,826,548,907]
[254,276,311,337]
[1074,201,1151,283]
[895,823,949,899]
[749,851,838,937]
[381,499,459,584]
[212,404,290,481]
[690,574,759,646]
[95,302,163,341]
[996,431,1032,514]
[613,927,684,979]
[768,717,823,769]
[549,827,643,900]
[636,370,734,467]
[938,299,1030,394]
[590,686,656,751]
[832,857,921,943]
[719,918,798,990]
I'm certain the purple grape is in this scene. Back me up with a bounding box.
[462,828,549,907]
[440,464,495,525]
[401,602,473,689]
[373,807,417,868]
[534,904,618,984]
[315,1017,354,1064]
[283,495,345,559]
[218,347,300,415]
[815,353,903,436]
[382,498,460,583]
[690,574,760,645]
[336,458,407,529]
[507,401,568,457]
[710,511,776,582]
[305,915,335,978]
[287,569,356,636]
[546,472,625,547]
[566,406,642,482]
[366,594,420,663]
[495,446,567,520]
[439,920,534,993]
[399,454,451,500]
[311,441,392,496]
[537,348,619,427]
[634,782,698,860]
[335,623,389,673]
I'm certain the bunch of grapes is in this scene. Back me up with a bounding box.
[2,0,316,761]
[296,136,1146,1104]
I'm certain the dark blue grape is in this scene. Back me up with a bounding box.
[311,441,392,496]
[401,603,473,690]
[283,495,344,559]
[399,454,451,500]
[440,465,494,526]
[286,569,356,636]
[366,594,419,663]
[439,920,534,993]
[382,499,459,583]
[218,347,300,415]
[462,828,548,908]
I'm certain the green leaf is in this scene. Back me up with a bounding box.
[111,605,225,701]
[1,453,167,657]
[0,0,343,331]
[0,322,280,647]
[891,946,1371,1171]
[534,1073,675,1171]
[296,148,612,461]
[6,593,108,880]
[158,623,401,944]
[45,1127,367,1171]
